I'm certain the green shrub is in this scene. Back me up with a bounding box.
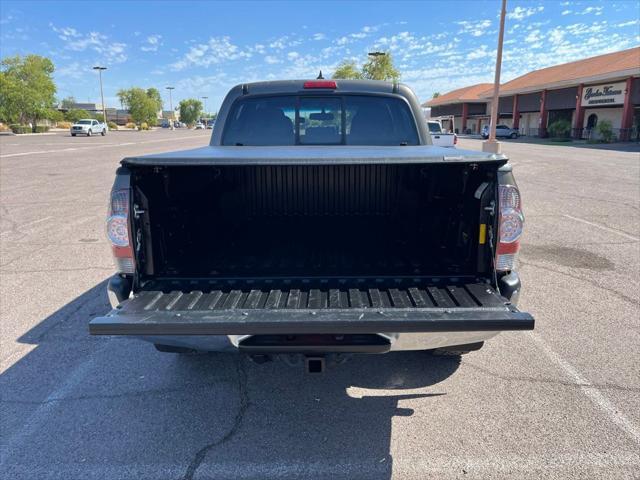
[125,122,136,129]
[547,119,571,139]
[140,122,149,130]
[10,124,31,134]
[34,125,49,133]
[0,123,10,132]
[597,119,614,143]
[56,121,72,129]
[107,121,118,130]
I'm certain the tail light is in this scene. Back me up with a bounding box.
[496,184,524,271]
[107,189,135,274]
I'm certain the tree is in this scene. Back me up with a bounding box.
[117,87,160,126]
[331,52,400,82]
[60,96,77,109]
[432,92,441,99]
[0,54,57,128]
[64,109,92,123]
[179,98,203,126]
[146,88,163,111]
[332,61,362,80]
[362,53,399,81]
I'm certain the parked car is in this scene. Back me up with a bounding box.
[482,124,519,139]
[195,122,205,130]
[206,119,215,129]
[71,119,107,137]
[427,120,457,147]
[92,79,533,372]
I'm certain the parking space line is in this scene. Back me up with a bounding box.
[0,216,52,237]
[529,332,640,444]
[563,214,639,241]
[0,134,206,159]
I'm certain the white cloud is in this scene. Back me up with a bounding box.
[456,19,492,37]
[616,19,640,27]
[50,24,127,63]
[264,55,280,64]
[313,33,326,40]
[170,36,251,70]
[561,10,571,15]
[141,34,162,52]
[287,51,300,60]
[506,6,544,20]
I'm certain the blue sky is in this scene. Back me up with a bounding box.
[1,0,638,112]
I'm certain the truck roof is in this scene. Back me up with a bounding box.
[231,79,404,95]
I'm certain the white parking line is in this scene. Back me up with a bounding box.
[563,214,639,241]
[0,135,206,159]
[529,332,640,444]
[0,216,52,237]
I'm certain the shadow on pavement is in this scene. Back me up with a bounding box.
[1,281,460,480]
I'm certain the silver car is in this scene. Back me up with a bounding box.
[71,119,107,137]
[482,124,519,139]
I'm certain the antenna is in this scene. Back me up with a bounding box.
[316,70,324,80]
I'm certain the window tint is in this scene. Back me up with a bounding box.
[222,95,419,146]
[299,97,342,145]
[223,96,296,146]
[78,120,92,125]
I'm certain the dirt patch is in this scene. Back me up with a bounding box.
[520,244,615,271]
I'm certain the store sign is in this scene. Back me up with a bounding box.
[581,82,626,106]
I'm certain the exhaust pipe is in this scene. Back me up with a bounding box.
[305,356,325,374]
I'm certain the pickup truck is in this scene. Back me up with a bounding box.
[427,120,457,147]
[71,119,107,137]
[91,79,533,372]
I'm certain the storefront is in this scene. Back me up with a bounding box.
[426,47,640,141]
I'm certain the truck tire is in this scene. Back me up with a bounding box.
[71,133,76,137]
[510,132,517,139]
[153,343,200,354]
[87,129,92,137]
[101,129,106,136]
[432,341,484,356]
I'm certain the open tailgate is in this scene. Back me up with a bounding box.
[90,282,534,335]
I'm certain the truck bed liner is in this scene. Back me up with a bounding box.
[90,282,534,335]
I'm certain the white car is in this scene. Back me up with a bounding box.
[71,119,107,137]
[194,122,205,130]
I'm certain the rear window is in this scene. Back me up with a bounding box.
[222,95,419,146]
[427,122,442,133]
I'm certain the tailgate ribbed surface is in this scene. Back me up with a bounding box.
[122,283,506,313]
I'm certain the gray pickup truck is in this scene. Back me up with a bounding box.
[91,79,533,372]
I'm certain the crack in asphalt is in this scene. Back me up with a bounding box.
[464,362,640,393]
[518,259,640,306]
[179,357,249,480]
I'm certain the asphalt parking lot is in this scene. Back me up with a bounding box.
[1,130,638,479]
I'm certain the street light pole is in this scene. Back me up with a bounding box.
[93,66,107,124]
[166,86,175,130]
[483,0,507,154]
[201,96,208,119]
